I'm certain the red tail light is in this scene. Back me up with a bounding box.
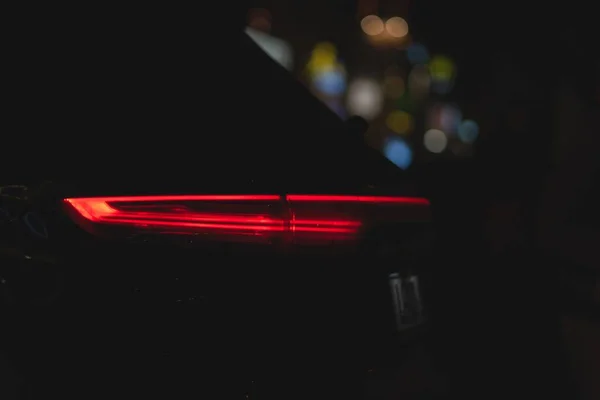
[63,194,429,245]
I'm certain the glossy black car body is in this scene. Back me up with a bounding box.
[1,185,432,397]
[3,16,433,398]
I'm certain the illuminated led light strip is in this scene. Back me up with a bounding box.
[286,194,429,205]
[64,194,429,240]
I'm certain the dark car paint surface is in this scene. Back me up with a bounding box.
[1,186,432,397]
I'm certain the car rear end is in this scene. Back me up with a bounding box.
[2,184,432,398]
[3,23,434,397]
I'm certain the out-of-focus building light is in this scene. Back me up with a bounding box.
[307,42,338,77]
[429,55,454,81]
[386,110,413,135]
[385,17,408,38]
[428,104,463,136]
[346,78,383,120]
[361,15,384,36]
[384,137,413,169]
[246,27,293,70]
[458,119,479,143]
[406,43,429,65]
[429,55,455,94]
[437,103,462,135]
[307,42,347,99]
[313,69,346,96]
[424,129,448,153]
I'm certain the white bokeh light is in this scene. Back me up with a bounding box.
[346,78,383,120]
[424,129,448,153]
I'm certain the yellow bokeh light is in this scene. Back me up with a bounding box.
[314,42,336,55]
[307,42,338,77]
[386,110,413,134]
[429,56,455,81]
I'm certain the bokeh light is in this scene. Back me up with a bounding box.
[385,110,413,134]
[429,55,455,94]
[385,17,409,38]
[384,137,413,169]
[406,43,429,65]
[440,105,462,135]
[246,27,294,70]
[313,69,346,96]
[429,55,454,81]
[424,129,448,153]
[307,42,338,77]
[346,78,383,120]
[427,103,462,135]
[306,42,347,113]
[361,15,384,36]
[458,119,479,143]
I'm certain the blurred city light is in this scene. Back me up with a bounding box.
[429,55,454,81]
[313,69,346,96]
[406,43,430,65]
[384,137,413,169]
[427,103,462,135]
[385,110,413,135]
[346,78,383,120]
[458,119,480,143]
[361,15,410,48]
[306,42,347,113]
[429,55,455,94]
[246,27,294,70]
[307,42,338,77]
[424,129,448,153]
[440,105,462,135]
[361,15,384,36]
[385,17,409,39]
[254,3,477,166]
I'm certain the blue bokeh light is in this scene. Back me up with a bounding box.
[406,43,430,65]
[457,119,479,143]
[313,70,346,96]
[383,137,413,170]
